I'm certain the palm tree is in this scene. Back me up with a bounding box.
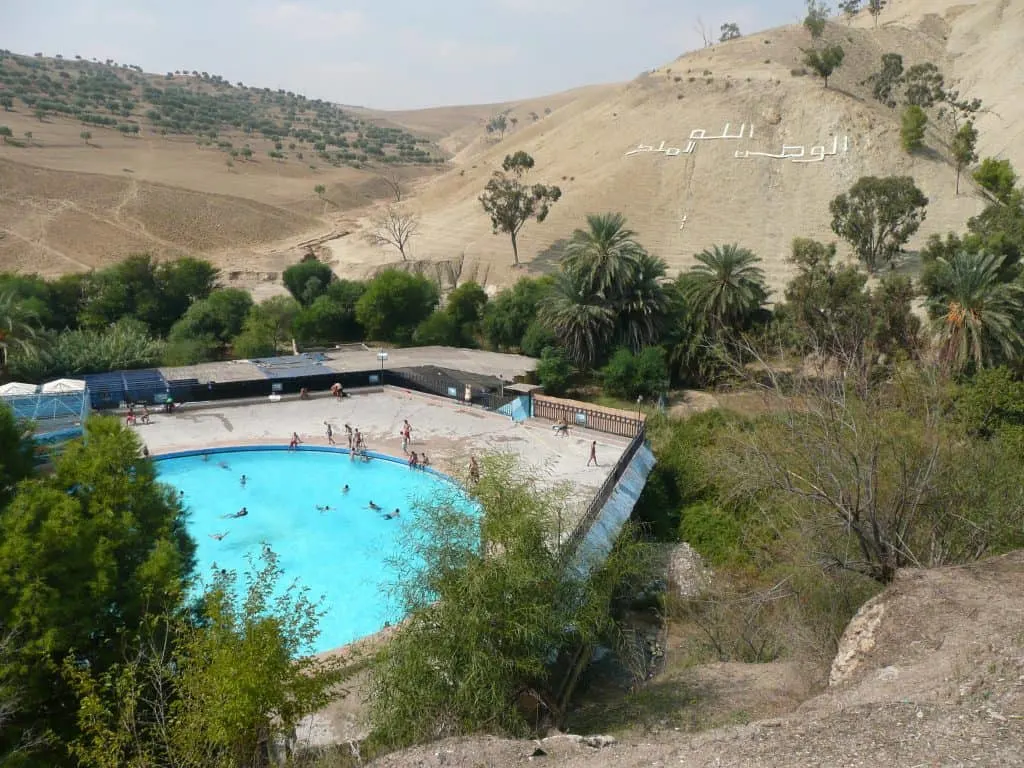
[682,244,768,334]
[562,213,645,298]
[539,274,615,368]
[0,292,41,377]
[615,252,672,352]
[927,252,1024,371]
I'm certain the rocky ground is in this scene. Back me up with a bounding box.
[362,550,1024,767]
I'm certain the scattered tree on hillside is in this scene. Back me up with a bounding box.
[900,105,928,153]
[829,176,929,272]
[719,22,741,41]
[902,62,944,108]
[695,18,714,47]
[867,0,886,27]
[23,131,32,145]
[864,53,904,108]
[951,121,979,194]
[838,0,861,23]
[938,89,982,132]
[313,183,327,213]
[802,44,845,88]
[379,171,404,202]
[509,115,519,130]
[0,95,12,111]
[283,259,334,305]
[528,111,539,122]
[973,158,1019,205]
[803,0,831,39]
[486,113,509,140]
[479,151,562,267]
[365,205,419,262]
[0,126,11,144]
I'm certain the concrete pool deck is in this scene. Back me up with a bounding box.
[139,387,629,526]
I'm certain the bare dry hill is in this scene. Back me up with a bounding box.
[331,0,1023,294]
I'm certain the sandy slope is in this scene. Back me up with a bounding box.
[330,0,1022,293]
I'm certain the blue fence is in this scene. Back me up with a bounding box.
[83,369,169,409]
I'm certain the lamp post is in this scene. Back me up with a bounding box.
[377,349,388,373]
[636,394,643,421]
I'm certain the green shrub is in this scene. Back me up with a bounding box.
[520,320,557,358]
[535,346,573,395]
[600,346,670,400]
[413,311,461,346]
[678,500,744,565]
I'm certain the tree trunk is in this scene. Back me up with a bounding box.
[955,166,961,195]
[510,231,520,267]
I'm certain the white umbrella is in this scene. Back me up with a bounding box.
[41,378,87,393]
[0,381,39,396]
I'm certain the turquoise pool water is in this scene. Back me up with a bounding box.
[157,447,463,653]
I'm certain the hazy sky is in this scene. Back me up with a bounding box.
[3,0,808,110]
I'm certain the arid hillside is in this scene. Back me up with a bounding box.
[330,0,1023,294]
[1,0,1020,296]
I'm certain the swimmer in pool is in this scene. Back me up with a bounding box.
[210,532,229,541]
[341,484,350,493]
[384,508,400,520]
[240,474,247,487]
[221,507,248,519]
[368,501,382,511]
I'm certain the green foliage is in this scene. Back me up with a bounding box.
[870,273,921,359]
[65,550,345,768]
[542,215,672,367]
[838,0,862,22]
[483,277,555,351]
[901,62,944,108]
[953,366,1024,439]
[168,287,253,345]
[973,157,1019,204]
[925,251,1024,372]
[829,175,928,271]
[479,152,562,266]
[951,121,979,194]
[230,296,300,359]
[867,0,886,26]
[679,244,768,335]
[0,417,194,758]
[864,53,903,107]
[292,280,366,346]
[900,105,927,152]
[803,0,830,38]
[9,319,165,380]
[446,281,488,332]
[802,44,845,88]
[485,113,508,139]
[535,346,573,395]
[0,125,12,143]
[355,270,439,344]
[520,320,558,358]
[600,347,669,400]
[413,311,461,346]
[366,455,648,748]
[283,259,334,305]
[775,238,871,355]
[77,255,218,336]
[719,22,741,41]
[0,405,35,509]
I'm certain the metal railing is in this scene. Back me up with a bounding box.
[558,424,647,566]
[533,396,644,438]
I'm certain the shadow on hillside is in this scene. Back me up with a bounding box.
[526,238,569,276]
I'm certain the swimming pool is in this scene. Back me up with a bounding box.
[156,447,467,654]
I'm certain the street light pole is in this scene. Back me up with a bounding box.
[636,394,643,421]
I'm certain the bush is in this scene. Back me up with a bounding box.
[412,311,460,346]
[283,260,334,305]
[900,105,927,153]
[535,346,573,395]
[600,347,669,400]
[520,320,557,358]
[355,270,439,344]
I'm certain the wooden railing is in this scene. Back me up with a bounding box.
[532,395,645,438]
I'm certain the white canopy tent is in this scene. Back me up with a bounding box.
[0,382,40,396]
[40,378,87,394]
